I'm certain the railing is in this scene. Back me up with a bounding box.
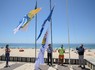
[85,59,95,70]
[0,56,35,63]
[0,56,81,64]
[0,56,95,70]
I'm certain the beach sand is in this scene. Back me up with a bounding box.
[0,48,94,70]
[0,48,95,59]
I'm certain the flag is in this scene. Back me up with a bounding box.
[35,30,48,70]
[42,6,55,26]
[36,6,55,40]
[13,8,41,34]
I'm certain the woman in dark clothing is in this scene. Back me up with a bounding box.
[5,44,10,67]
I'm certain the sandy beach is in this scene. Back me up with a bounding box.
[0,48,95,59]
[0,48,95,70]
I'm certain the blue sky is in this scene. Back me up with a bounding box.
[0,0,95,44]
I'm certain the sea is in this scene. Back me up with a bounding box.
[0,43,95,49]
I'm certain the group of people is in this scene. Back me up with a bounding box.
[47,44,65,66]
[4,44,85,69]
[47,44,85,69]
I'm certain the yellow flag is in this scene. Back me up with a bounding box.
[13,8,41,34]
[28,8,41,19]
[21,8,41,28]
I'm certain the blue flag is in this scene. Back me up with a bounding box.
[36,6,55,40]
[42,6,55,26]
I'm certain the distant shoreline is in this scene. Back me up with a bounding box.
[0,43,95,49]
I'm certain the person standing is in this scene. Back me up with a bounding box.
[47,44,53,66]
[76,44,85,69]
[5,44,10,67]
[58,44,65,65]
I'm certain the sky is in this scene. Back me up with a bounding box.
[0,0,95,44]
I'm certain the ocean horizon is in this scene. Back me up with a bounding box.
[0,43,95,49]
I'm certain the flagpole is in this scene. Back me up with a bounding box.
[49,0,53,65]
[66,0,70,64]
[35,0,37,60]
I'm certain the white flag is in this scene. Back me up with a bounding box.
[35,30,48,70]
